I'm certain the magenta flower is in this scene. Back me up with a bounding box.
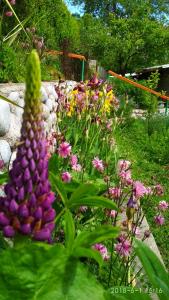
[58,142,71,158]
[0,160,4,169]
[115,239,132,257]
[154,215,165,225]
[93,243,110,261]
[154,184,164,196]
[108,187,121,199]
[70,155,78,166]
[10,0,16,4]
[106,209,116,218]
[119,170,132,185]
[133,181,148,199]
[117,160,131,172]
[87,74,103,89]
[92,157,104,172]
[0,51,56,241]
[79,206,88,213]
[61,171,72,183]
[132,225,141,237]
[158,200,169,211]
[70,154,82,172]
[72,164,82,172]
[5,11,13,17]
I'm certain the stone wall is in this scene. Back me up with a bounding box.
[0,81,76,165]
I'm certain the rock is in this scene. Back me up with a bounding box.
[42,104,50,120]
[0,140,12,164]
[41,86,48,102]
[0,101,11,136]
[8,91,19,102]
[46,98,53,112]
[46,85,58,100]
[19,91,24,98]
[5,113,21,147]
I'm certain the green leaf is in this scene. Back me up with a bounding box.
[3,17,30,46]
[70,183,99,202]
[0,243,107,300]
[73,225,119,248]
[64,210,75,251]
[0,172,9,185]
[68,195,118,210]
[48,154,59,174]
[73,247,103,267]
[63,180,80,193]
[49,172,68,205]
[135,240,169,300]
[4,0,29,39]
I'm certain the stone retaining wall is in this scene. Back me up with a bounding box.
[0,81,76,165]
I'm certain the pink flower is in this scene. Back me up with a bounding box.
[154,215,165,226]
[93,243,110,261]
[115,239,132,257]
[132,225,141,237]
[58,142,71,158]
[158,201,169,211]
[117,160,131,172]
[106,209,117,218]
[146,187,152,195]
[119,170,132,184]
[61,171,72,183]
[106,120,113,131]
[5,11,13,17]
[154,184,164,196]
[79,206,88,213]
[10,0,16,4]
[92,157,104,172]
[72,164,82,172]
[0,160,4,169]
[70,155,78,166]
[133,181,148,199]
[108,187,121,199]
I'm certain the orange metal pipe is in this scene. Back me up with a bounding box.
[45,49,86,61]
[108,70,169,101]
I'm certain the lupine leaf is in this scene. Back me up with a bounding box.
[0,243,107,300]
[68,195,118,210]
[73,246,103,267]
[73,225,119,248]
[64,210,75,251]
[69,183,99,202]
[49,173,68,205]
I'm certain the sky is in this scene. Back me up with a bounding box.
[64,0,84,15]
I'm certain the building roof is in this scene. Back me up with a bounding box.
[125,63,169,78]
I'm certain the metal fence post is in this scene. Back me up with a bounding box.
[165,100,168,115]
[81,59,85,81]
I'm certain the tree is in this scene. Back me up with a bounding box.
[101,15,169,74]
[70,0,169,21]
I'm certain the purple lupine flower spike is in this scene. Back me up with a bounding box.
[0,51,55,241]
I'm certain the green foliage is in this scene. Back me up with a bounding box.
[0,243,107,300]
[110,71,160,113]
[135,240,169,300]
[0,44,25,82]
[115,116,169,268]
